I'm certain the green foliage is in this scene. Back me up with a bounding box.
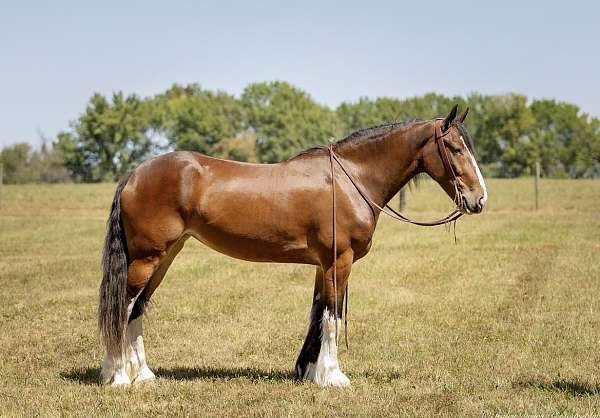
[57,92,156,182]
[529,99,600,178]
[241,81,341,162]
[336,93,466,136]
[337,97,402,134]
[466,94,536,177]
[215,131,258,163]
[3,82,599,183]
[153,84,245,156]
[1,143,33,183]
[0,142,70,184]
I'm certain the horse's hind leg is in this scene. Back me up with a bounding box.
[126,238,187,384]
[126,306,154,384]
[101,238,185,385]
[100,255,161,386]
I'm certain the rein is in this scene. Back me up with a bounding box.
[325,119,463,348]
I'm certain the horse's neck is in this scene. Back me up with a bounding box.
[335,122,431,207]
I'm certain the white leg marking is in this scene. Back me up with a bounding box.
[128,315,156,384]
[100,352,131,387]
[111,367,132,387]
[101,344,132,387]
[100,299,137,387]
[304,308,350,387]
[460,135,487,207]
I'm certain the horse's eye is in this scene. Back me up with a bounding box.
[448,145,462,155]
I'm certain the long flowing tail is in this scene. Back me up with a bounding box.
[98,173,132,359]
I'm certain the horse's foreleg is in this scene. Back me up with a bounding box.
[295,267,325,379]
[301,249,353,387]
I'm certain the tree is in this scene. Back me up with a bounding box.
[32,140,70,183]
[0,141,69,184]
[58,92,156,182]
[215,130,258,162]
[48,82,600,181]
[337,97,402,135]
[242,82,341,163]
[466,94,535,177]
[154,84,245,157]
[337,93,466,137]
[530,99,600,178]
[0,143,35,183]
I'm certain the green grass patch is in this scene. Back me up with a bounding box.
[1,179,599,417]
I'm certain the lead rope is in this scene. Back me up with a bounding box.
[329,151,463,227]
[344,284,349,349]
[329,144,350,350]
[328,145,340,345]
[325,120,463,351]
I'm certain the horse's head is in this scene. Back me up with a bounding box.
[422,105,487,214]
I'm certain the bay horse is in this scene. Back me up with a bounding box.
[99,105,487,387]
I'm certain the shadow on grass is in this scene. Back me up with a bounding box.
[515,378,600,397]
[61,366,294,385]
[61,367,100,385]
[155,366,294,382]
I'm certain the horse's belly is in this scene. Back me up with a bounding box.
[186,212,315,264]
[181,166,323,264]
[189,229,314,264]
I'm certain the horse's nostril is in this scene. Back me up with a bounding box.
[476,197,486,212]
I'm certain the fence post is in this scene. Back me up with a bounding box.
[0,162,3,209]
[534,161,540,210]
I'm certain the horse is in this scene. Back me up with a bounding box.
[98,104,487,387]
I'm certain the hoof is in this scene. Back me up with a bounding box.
[303,362,351,388]
[322,368,351,387]
[108,370,132,387]
[133,366,156,385]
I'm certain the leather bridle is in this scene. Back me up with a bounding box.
[325,118,464,348]
[328,118,464,227]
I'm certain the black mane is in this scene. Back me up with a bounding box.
[455,122,476,157]
[289,118,479,162]
[335,119,424,149]
[289,119,425,160]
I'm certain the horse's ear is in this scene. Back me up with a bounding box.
[442,104,459,131]
[458,107,469,123]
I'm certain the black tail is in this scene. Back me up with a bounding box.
[98,173,132,359]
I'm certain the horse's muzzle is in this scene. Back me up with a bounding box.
[461,195,486,214]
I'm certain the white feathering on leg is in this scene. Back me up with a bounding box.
[304,307,350,387]
[100,299,137,386]
[128,315,155,384]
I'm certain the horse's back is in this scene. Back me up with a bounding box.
[120,151,330,263]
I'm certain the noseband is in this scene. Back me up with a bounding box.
[325,119,463,348]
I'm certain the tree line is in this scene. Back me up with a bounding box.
[2,81,599,183]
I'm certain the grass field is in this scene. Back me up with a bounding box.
[1,178,599,417]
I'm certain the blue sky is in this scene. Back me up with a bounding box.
[1,0,598,147]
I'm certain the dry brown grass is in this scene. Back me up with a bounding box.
[1,178,599,417]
